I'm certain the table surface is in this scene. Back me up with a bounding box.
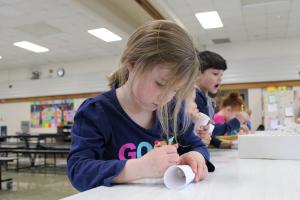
[60,149,300,200]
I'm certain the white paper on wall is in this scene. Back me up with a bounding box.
[284,118,292,125]
[268,104,277,112]
[285,107,293,117]
[270,119,278,129]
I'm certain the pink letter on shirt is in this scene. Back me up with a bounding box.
[119,143,137,160]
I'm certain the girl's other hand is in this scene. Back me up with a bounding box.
[186,102,202,131]
[138,144,179,178]
[219,141,234,149]
[178,151,208,182]
[235,111,250,124]
[240,125,249,134]
[195,126,212,146]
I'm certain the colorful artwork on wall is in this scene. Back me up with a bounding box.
[30,99,74,128]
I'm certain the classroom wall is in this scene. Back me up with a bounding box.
[0,98,87,136]
[248,88,263,131]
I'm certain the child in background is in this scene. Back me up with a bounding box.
[67,20,215,192]
[214,91,249,136]
[186,88,212,146]
[245,108,252,131]
[195,51,250,149]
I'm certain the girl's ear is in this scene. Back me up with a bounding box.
[127,62,135,72]
[197,71,202,80]
[225,106,231,113]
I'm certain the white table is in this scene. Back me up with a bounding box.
[61,149,300,200]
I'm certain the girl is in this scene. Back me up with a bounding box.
[214,91,249,136]
[67,20,215,192]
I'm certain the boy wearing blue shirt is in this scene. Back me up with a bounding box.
[195,51,249,148]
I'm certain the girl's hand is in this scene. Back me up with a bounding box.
[296,118,300,124]
[220,141,233,149]
[138,144,179,178]
[178,151,208,182]
[195,125,212,146]
[186,102,202,131]
[240,125,249,134]
[235,111,250,124]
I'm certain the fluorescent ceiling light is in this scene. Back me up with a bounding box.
[13,41,49,53]
[195,11,223,29]
[0,56,2,59]
[88,28,122,42]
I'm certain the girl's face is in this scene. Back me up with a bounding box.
[198,69,223,95]
[131,65,181,112]
[186,89,197,112]
[224,106,240,121]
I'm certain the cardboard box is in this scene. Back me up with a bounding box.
[238,134,300,160]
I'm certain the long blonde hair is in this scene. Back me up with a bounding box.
[107,20,199,141]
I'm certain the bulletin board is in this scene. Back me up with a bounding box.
[30,99,74,128]
[263,91,295,130]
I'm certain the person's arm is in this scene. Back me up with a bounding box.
[212,118,240,136]
[67,100,127,192]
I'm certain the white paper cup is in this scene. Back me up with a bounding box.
[164,165,195,190]
[195,113,211,130]
[208,124,215,133]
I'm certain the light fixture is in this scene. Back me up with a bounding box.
[13,41,49,53]
[195,11,223,29]
[88,28,122,42]
[0,56,2,59]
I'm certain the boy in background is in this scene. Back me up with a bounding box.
[195,51,249,148]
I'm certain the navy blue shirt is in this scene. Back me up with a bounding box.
[194,87,240,148]
[67,85,215,192]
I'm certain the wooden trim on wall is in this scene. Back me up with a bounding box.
[135,0,165,20]
[1,92,102,104]
[220,80,300,90]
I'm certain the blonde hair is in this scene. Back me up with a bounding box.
[107,20,199,141]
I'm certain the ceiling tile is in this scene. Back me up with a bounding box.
[189,3,216,13]
[291,1,300,11]
[246,22,266,30]
[186,0,212,5]
[165,0,187,8]
[222,17,244,26]
[204,27,226,34]
[229,37,248,42]
[225,24,246,32]
[10,1,41,13]
[172,6,193,16]
[0,18,22,27]
[213,0,241,11]
[12,14,41,25]
[267,12,289,21]
[179,15,199,25]
[63,14,92,25]
[244,15,266,24]
[228,31,248,37]
[48,6,78,18]
[208,32,229,39]
[267,27,286,35]
[0,5,24,17]
[242,6,266,16]
[248,34,267,41]
[218,9,243,19]
[0,0,23,4]
[289,11,300,19]
[30,10,58,21]
[266,2,291,13]
[29,0,64,9]
[267,20,288,28]
[288,19,300,26]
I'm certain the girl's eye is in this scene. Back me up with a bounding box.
[156,81,164,87]
[213,73,218,76]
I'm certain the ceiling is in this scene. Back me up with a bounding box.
[0,0,299,70]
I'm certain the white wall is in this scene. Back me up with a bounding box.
[0,97,87,136]
[248,88,263,131]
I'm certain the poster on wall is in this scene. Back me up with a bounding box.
[30,99,74,128]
